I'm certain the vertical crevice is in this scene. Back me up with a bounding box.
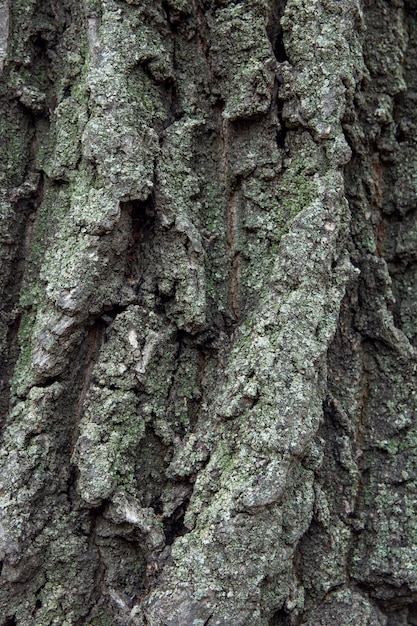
[0,173,44,422]
[267,0,288,63]
[123,196,157,293]
[191,0,213,74]
[268,0,288,152]
[70,318,105,452]
[220,116,242,323]
[162,497,190,545]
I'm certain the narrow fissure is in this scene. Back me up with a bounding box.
[267,0,288,63]
[70,318,105,451]
[276,97,287,150]
[192,0,213,74]
[1,174,44,422]
[123,196,156,293]
[162,497,190,545]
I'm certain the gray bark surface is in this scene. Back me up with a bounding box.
[0,0,416,624]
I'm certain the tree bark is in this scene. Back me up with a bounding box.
[1,0,417,624]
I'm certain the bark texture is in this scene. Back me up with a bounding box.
[1,0,417,624]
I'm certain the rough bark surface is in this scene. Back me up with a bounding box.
[1,0,417,624]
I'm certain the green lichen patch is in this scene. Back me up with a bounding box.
[209,2,275,120]
[74,387,145,504]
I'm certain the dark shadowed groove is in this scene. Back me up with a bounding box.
[0,174,43,422]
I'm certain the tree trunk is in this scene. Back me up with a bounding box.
[1,0,416,624]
